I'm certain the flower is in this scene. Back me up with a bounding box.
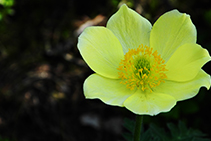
[77,4,211,116]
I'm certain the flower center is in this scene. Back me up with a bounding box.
[117,44,168,92]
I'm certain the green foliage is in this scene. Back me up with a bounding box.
[122,118,136,141]
[0,0,14,7]
[123,119,210,141]
[0,136,14,141]
[148,121,210,141]
[0,0,14,20]
[110,0,121,6]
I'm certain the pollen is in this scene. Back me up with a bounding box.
[117,44,168,92]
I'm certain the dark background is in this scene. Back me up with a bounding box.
[0,0,211,140]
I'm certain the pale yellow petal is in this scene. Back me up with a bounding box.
[84,74,134,107]
[78,26,124,79]
[123,90,176,116]
[150,10,196,61]
[107,4,152,54]
[166,43,211,81]
[154,69,211,101]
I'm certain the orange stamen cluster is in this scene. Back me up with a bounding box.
[117,44,167,92]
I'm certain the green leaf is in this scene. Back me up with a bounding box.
[149,123,170,141]
[178,121,188,135]
[189,128,207,137]
[122,118,136,141]
[123,118,136,134]
[167,122,180,138]
[166,121,210,141]
[141,129,156,141]
[122,132,133,141]
[192,137,211,141]
[122,119,210,141]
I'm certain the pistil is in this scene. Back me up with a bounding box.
[117,44,168,91]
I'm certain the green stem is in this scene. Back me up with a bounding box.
[134,115,144,141]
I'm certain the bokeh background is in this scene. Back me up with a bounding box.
[0,0,211,140]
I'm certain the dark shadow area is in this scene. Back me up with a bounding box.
[0,0,211,140]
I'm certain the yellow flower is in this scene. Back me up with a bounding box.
[77,4,211,116]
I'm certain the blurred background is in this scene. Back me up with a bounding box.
[0,0,211,140]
